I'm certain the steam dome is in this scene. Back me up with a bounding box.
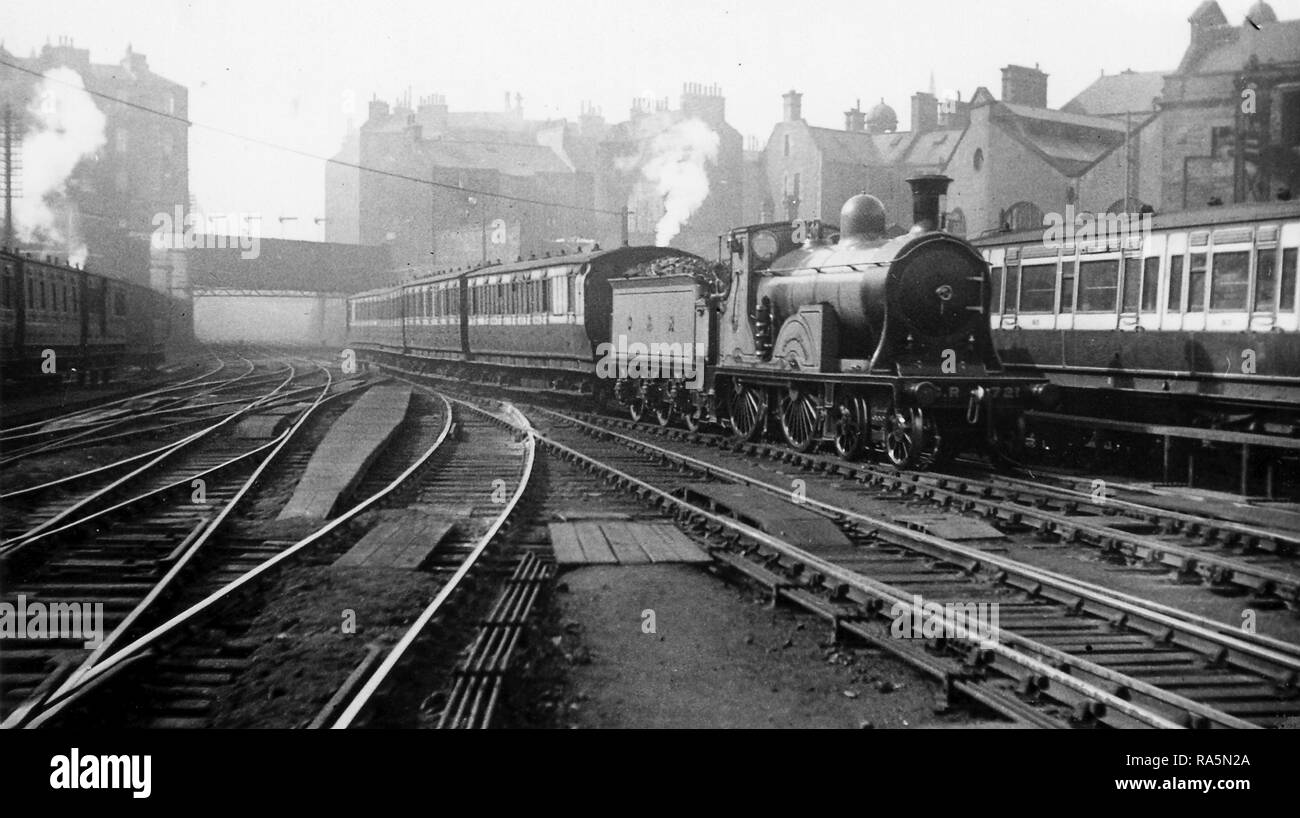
[840,194,887,240]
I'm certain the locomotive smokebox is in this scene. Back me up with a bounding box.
[906,174,952,232]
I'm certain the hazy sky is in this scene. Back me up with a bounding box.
[3,0,1298,241]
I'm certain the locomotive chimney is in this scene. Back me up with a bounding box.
[906,174,952,232]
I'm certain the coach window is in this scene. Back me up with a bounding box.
[1255,248,1278,311]
[1187,253,1207,311]
[1209,251,1249,310]
[1059,261,1076,313]
[1167,256,1185,312]
[566,272,577,314]
[1281,249,1298,312]
[988,266,1003,312]
[1018,264,1056,312]
[574,272,586,317]
[551,272,566,315]
[114,291,127,316]
[1140,258,1160,312]
[1077,259,1118,312]
[1,265,10,308]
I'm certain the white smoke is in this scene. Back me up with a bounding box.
[15,67,107,265]
[619,117,719,246]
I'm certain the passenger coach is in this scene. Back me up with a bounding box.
[975,201,1300,431]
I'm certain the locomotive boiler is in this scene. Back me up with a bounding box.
[611,175,1056,468]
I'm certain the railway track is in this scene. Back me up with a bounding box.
[487,400,1300,728]
[0,362,361,725]
[13,390,540,730]
[0,355,305,469]
[562,411,1300,609]
[0,350,233,432]
[0,359,335,541]
[375,362,1300,607]
[1,352,250,444]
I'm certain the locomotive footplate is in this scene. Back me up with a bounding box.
[711,367,1053,407]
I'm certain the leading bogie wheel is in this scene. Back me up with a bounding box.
[884,406,940,470]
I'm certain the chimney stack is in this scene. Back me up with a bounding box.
[910,92,938,133]
[1000,64,1048,108]
[844,99,865,132]
[682,81,726,125]
[782,90,803,122]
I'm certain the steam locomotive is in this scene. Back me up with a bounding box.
[347,175,1056,468]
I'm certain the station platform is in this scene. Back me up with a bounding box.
[277,384,412,520]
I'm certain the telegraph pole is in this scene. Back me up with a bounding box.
[620,204,629,246]
[1124,110,1132,212]
[2,104,18,249]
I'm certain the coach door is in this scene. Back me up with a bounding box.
[1250,225,1279,333]
[1160,233,1187,331]
[1136,233,1164,331]
[1276,222,1300,333]
[1180,231,1210,334]
[1118,248,1142,331]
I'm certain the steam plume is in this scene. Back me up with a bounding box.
[16,67,107,265]
[619,117,719,246]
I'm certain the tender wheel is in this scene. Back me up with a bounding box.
[885,406,940,469]
[629,383,654,423]
[682,398,707,432]
[833,396,871,460]
[779,390,820,453]
[728,384,767,442]
[653,385,676,427]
